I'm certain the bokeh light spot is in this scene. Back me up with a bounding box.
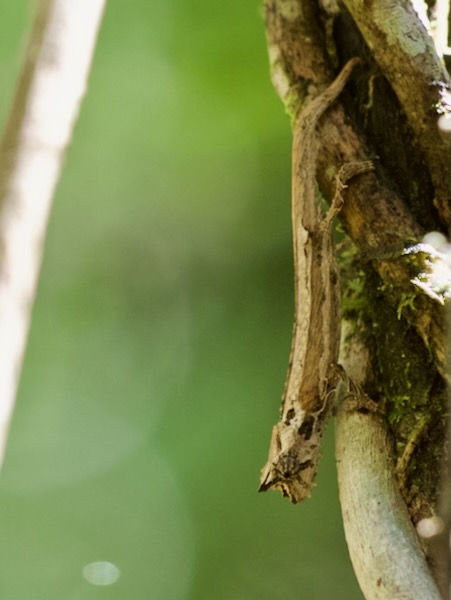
[438,113,451,132]
[82,561,120,586]
[416,516,444,539]
[422,231,448,251]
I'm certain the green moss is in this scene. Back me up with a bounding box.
[339,236,447,518]
[362,268,447,515]
[339,244,368,317]
[388,395,411,427]
[396,291,418,318]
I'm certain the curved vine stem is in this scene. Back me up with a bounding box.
[335,326,443,600]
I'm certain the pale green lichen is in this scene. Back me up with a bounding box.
[276,0,301,21]
[373,5,426,57]
[268,45,290,98]
[267,43,300,120]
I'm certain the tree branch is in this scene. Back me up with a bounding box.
[335,364,443,599]
[341,0,451,226]
[262,0,449,595]
[335,321,446,599]
[264,0,449,382]
[0,0,106,466]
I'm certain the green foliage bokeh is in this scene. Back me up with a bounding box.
[0,1,362,598]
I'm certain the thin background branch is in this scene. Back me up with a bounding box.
[0,0,106,466]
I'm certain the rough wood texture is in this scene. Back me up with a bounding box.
[341,0,451,226]
[264,0,449,382]
[260,0,449,596]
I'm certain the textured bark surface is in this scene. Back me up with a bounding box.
[261,0,450,597]
[341,0,451,225]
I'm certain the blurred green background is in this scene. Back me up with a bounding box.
[0,1,362,598]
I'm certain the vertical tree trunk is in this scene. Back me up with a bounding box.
[259,1,450,597]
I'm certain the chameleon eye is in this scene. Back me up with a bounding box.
[284,408,296,424]
[298,415,315,440]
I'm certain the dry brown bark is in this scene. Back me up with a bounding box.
[260,0,450,597]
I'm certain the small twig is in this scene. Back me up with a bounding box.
[396,413,431,496]
[323,160,375,227]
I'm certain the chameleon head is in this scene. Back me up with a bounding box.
[258,409,326,503]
